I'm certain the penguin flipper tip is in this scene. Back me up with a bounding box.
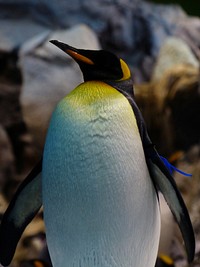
[0,220,22,266]
[147,151,195,263]
[0,160,43,266]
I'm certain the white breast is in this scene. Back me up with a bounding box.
[42,82,160,267]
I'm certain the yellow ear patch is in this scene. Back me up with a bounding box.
[66,49,94,65]
[119,59,131,81]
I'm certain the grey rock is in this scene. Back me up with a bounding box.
[152,37,199,81]
[33,24,101,59]
[174,17,200,61]
[20,30,51,56]
[20,24,101,149]
[0,19,49,52]
[0,0,200,82]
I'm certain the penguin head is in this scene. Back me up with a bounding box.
[50,40,131,82]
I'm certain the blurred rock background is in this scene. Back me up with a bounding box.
[0,0,199,266]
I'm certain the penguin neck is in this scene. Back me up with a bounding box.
[105,78,155,161]
[105,78,134,99]
[82,77,134,99]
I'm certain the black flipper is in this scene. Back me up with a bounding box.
[112,86,195,263]
[146,147,195,263]
[0,159,43,266]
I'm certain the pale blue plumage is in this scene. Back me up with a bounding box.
[42,82,160,267]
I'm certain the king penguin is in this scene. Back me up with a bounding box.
[0,41,195,267]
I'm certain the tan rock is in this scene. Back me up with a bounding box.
[135,64,200,155]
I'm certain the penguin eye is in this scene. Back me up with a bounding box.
[119,59,131,81]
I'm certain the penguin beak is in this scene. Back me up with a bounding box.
[50,40,94,65]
